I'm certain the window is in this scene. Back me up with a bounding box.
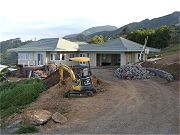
[18,53,25,59]
[55,54,60,60]
[38,54,43,65]
[50,54,53,61]
[50,53,65,61]
[138,54,144,61]
[69,53,75,61]
[79,53,85,57]
[60,54,65,61]
[27,53,33,60]
[18,53,33,60]
[69,53,75,58]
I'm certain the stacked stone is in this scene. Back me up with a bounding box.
[146,68,174,81]
[114,65,155,80]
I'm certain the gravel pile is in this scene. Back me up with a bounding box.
[114,65,155,80]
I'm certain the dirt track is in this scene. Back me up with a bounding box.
[42,68,179,134]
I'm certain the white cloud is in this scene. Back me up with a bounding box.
[0,0,179,41]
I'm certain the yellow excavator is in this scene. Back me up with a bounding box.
[59,57,96,97]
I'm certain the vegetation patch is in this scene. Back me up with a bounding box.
[16,124,39,134]
[148,44,180,58]
[0,78,47,119]
[160,44,180,55]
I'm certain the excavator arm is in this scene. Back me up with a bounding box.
[59,63,76,81]
[59,63,81,91]
[59,57,96,97]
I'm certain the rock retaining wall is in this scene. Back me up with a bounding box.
[114,64,174,81]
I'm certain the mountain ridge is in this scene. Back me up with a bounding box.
[63,11,180,41]
[64,25,118,39]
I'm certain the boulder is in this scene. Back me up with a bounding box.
[24,109,52,125]
[52,112,67,124]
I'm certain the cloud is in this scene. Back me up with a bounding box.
[1,17,99,41]
[0,0,179,41]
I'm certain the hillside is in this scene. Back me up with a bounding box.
[64,11,180,41]
[81,25,118,36]
[0,39,33,65]
[123,11,180,30]
[63,25,118,41]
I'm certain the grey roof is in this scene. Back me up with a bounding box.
[9,38,59,52]
[79,37,160,52]
[9,37,160,53]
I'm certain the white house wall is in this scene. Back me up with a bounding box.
[18,51,141,67]
[18,52,34,66]
[18,52,46,66]
[47,52,90,67]
[89,53,96,67]
[120,52,126,66]
[48,53,74,66]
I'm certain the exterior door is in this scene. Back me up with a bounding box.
[38,54,43,65]
[96,54,101,66]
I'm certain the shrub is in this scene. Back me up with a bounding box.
[0,81,17,91]
[0,78,47,119]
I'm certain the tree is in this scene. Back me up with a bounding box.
[169,25,180,44]
[89,35,105,44]
[126,26,171,49]
[153,25,171,48]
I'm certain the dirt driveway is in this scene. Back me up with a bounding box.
[43,68,179,134]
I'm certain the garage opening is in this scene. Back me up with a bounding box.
[96,54,121,66]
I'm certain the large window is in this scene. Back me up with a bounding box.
[18,53,33,60]
[38,54,43,65]
[69,53,75,61]
[69,53,75,58]
[50,53,65,61]
[55,54,60,60]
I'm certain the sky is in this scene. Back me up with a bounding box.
[0,0,179,41]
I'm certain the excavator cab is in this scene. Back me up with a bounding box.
[59,57,96,97]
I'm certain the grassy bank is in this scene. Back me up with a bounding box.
[160,44,180,55]
[0,78,47,121]
[148,44,180,58]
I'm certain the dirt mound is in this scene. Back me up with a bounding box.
[43,70,60,88]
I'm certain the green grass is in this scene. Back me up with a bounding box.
[160,44,180,55]
[16,124,39,134]
[0,78,47,119]
[148,44,180,58]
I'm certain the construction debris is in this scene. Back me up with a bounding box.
[34,70,48,78]
[114,65,155,80]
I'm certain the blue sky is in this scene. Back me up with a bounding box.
[0,0,179,41]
